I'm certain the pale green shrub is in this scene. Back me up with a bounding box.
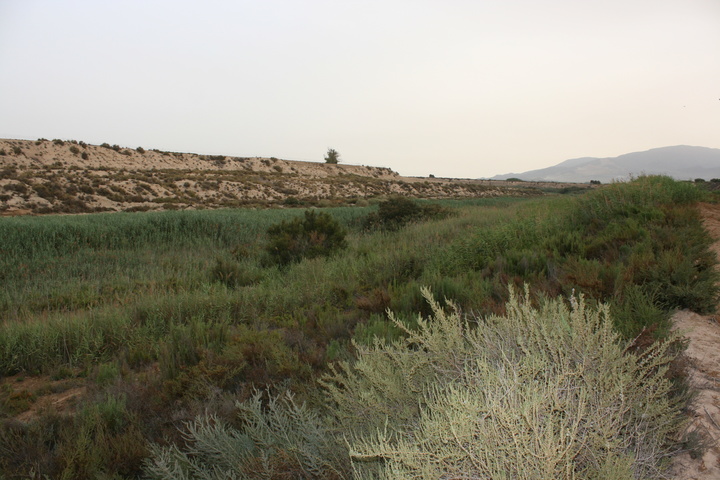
[326,287,686,479]
[145,390,349,479]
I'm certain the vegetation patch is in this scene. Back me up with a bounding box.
[264,209,348,267]
[0,177,715,478]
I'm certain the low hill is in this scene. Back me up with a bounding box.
[491,145,720,183]
[0,138,559,215]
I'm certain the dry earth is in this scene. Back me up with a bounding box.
[671,203,720,479]
[0,138,592,215]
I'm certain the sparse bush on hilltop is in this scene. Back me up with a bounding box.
[264,210,347,267]
[325,148,340,164]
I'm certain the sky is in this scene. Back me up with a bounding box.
[0,0,718,178]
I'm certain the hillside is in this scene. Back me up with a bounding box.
[491,145,720,183]
[0,138,570,215]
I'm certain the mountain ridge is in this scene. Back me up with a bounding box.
[491,146,720,183]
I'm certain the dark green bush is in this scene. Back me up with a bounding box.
[365,196,451,230]
[264,210,347,267]
[324,148,340,164]
[210,257,262,288]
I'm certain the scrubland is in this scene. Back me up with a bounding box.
[0,176,718,479]
[0,138,552,215]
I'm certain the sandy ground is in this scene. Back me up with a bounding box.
[0,138,594,216]
[671,203,720,479]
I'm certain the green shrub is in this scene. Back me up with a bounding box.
[69,145,80,155]
[365,197,451,230]
[145,390,349,479]
[264,210,347,267]
[94,362,121,386]
[326,288,686,479]
[58,394,147,479]
[324,148,340,164]
[210,257,262,288]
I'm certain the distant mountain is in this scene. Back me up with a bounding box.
[490,146,720,183]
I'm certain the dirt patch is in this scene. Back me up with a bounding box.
[1,374,86,422]
[671,203,720,479]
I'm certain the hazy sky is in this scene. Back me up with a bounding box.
[1,1,718,178]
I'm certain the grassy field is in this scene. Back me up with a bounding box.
[0,178,718,478]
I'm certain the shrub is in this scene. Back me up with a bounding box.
[264,210,347,267]
[364,197,450,230]
[136,146,145,154]
[324,148,340,164]
[325,288,687,479]
[12,146,21,155]
[210,257,262,288]
[145,390,349,480]
[69,145,80,155]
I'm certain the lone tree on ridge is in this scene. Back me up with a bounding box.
[324,148,340,164]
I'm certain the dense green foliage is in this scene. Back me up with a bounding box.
[363,196,452,230]
[324,148,340,164]
[264,210,348,266]
[0,177,717,478]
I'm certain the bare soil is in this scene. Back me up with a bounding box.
[671,203,720,479]
[1,374,86,422]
